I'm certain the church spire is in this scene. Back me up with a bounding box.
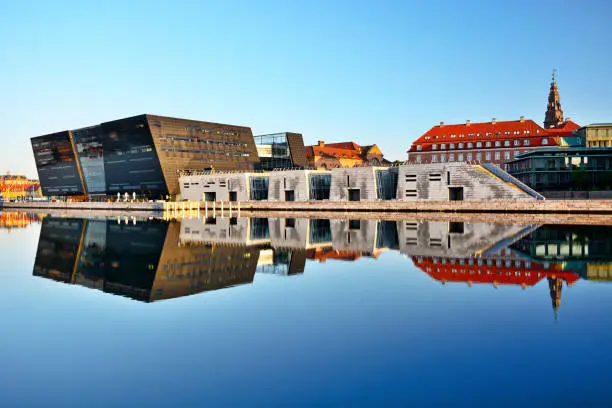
[544,69,564,129]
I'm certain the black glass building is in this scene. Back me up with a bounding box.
[32,114,260,198]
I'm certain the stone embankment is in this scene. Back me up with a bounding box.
[2,199,612,214]
[200,199,612,214]
[1,201,163,212]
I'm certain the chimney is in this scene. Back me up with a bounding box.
[439,121,444,127]
[317,140,325,148]
[520,116,525,123]
[566,117,571,122]
[466,120,471,126]
[492,118,496,125]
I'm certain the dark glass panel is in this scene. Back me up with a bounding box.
[31,131,84,196]
[99,116,168,198]
[72,126,107,194]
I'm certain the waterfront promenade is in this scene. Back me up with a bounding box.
[3,198,612,214]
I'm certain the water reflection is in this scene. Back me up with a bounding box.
[30,215,612,310]
[0,211,42,229]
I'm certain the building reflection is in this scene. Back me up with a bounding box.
[33,217,260,302]
[31,216,612,308]
[0,212,42,229]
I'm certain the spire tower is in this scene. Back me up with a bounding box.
[544,69,565,129]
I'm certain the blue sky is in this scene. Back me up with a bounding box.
[1,0,610,177]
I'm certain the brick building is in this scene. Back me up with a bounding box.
[407,73,581,166]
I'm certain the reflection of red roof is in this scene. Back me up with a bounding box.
[306,248,362,262]
[412,256,581,287]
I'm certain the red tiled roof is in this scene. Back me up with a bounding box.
[306,141,381,160]
[408,119,581,152]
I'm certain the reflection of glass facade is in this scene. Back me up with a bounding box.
[376,170,398,200]
[309,219,332,244]
[249,176,269,200]
[72,126,106,194]
[250,218,270,240]
[31,132,84,196]
[100,117,167,197]
[33,218,85,281]
[309,174,331,200]
[376,221,399,249]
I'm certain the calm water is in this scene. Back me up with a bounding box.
[1,212,611,407]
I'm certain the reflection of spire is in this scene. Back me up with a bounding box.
[548,276,564,319]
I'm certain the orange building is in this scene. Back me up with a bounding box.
[0,175,41,200]
[305,141,388,169]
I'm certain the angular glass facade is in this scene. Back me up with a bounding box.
[309,174,331,200]
[376,170,398,200]
[249,176,269,200]
[254,133,293,170]
[506,148,612,191]
[72,126,106,194]
[99,116,167,198]
[31,132,84,196]
[32,114,259,198]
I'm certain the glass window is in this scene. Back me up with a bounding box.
[432,144,437,150]
[441,144,446,149]
[504,151,511,160]
[495,141,501,147]
[458,153,464,161]
[524,139,530,146]
[467,142,473,148]
[416,155,422,163]
[416,145,422,151]
[467,153,473,160]
[476,142,482,148]
[375,170,398,200]
[309,174,331,200]
[440,154,446,162]
[458,143,464,149]
[504,140,511,147]
[495,152,500,160]
[450,143,455,149]
[249,176,270,200]
[486,142,492,147]
[542,138,548,145]
[432,154,438,163]
[449,154,455,162]
[486,152,491,160]
[476,152,482,161]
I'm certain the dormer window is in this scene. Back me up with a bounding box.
[416,145,422,151]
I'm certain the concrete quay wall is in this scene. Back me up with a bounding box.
[1,201,163,212]
[201,199,612,214]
